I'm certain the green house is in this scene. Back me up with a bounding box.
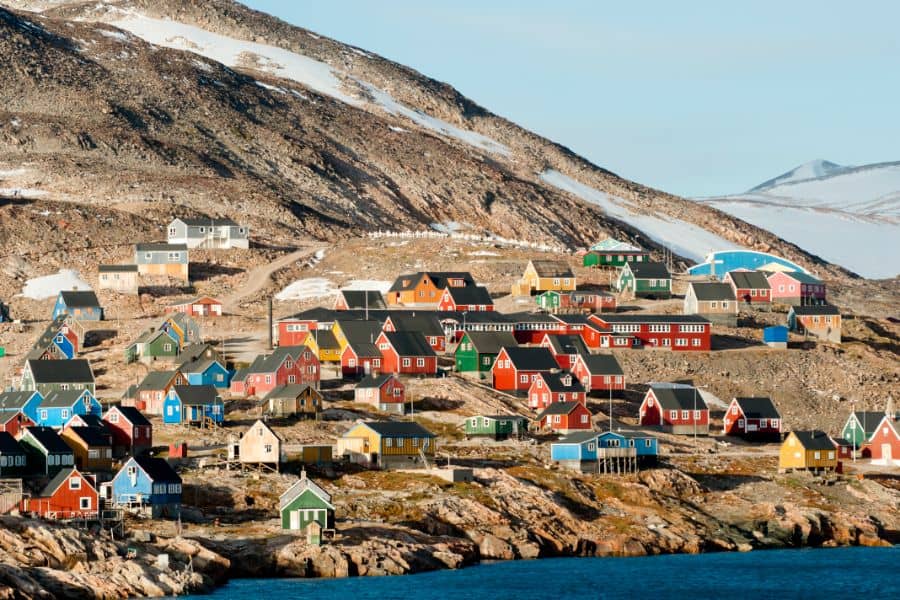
[455,331,518,373]
[279,472,335,534]
[536,290,561,311]
[126,329,180,364]
[464,414,530,440]
[584,239,649,268]
[840,411,886,448]
[615,261,672,298]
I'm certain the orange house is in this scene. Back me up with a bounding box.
[386,272,475,306]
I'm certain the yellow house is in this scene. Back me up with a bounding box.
[305,330,343,363]
[779,430,838,473]
[337,421,436,469]
[515,260,577,295]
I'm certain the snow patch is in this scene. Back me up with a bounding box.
[341,280,392,294]
[430,221,470,234]
[540,170,741,262]
[274,278,336,301]
[469,250,500,256]
[0,168,28,178]
[20,269,92,300]
[0,188,47,197]
[96,28,129,42]
[388,125,407,133]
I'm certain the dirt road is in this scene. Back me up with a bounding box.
[222,244,326,312]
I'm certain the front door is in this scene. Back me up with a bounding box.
[883,443,892,463]
[290,510,300,529]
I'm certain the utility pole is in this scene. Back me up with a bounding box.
[609,384,613,432]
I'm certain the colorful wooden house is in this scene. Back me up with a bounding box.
[638,385,709,435]
[571,353,625,393]
[528,372,586,411]
[131,370,186,414]
[550,431,601,472]
[463,414,529,440]
[178,357,230,388]
[511,312,566,345]
[232,346,320,398]
[722,397,782,440]
[162,385,224,426]
[303,330,342,363]
[338,421,436,469]
[437,286,494,312]
[766,271,826,306]
[60,425,113,472]
[0,432,27,477]
[21,359,95,397]
[35,389,102,429]
[535,401,592,434]
[18,426,75,476]
[589,314,712,351]
[334,290,386,311]
[599,431,658,464]
[551,430,657,473]
[167,217,249,249]
[165,296,223,317]
[354,374,405,414]
[724,271,771,308]
[387,272,476,306]
[335,320,383,377]
[280,471,335,532]
[683,282,738,326]
[583,239,649,268]
[491,346,560,392]
[455,331,517,373]
[262,384,322,418]
[515,260,576,295]
[24,468,99,519]
[615,262,671,299]
[125,328,179,364]
[763,326,789,349]
[103,406,152,458]
[537,290,617,314]
[539,333,589,370]
[0,411,35,438]
[550,314,614,350]
[374,331,438,375]
[787,305,841,344]
[135,243,189,281]
[778,431,837,473]
[27,317,80,360]
[840,411,884,449]
[111,456,182,518]
[237,420,283,467]
[98,264,139,295]
[0,391,43,425]
[382,313,447,354]
[52,290,103,321]
[867,415,900,466]
[160,313,202,349]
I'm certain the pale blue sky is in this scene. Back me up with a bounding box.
[246,1,899,197]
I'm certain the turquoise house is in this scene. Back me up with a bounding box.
[36,389,102,429]
[163,385,224,425]
[179,358,231,388]
[52,291,103,321]
[111,456,182,518]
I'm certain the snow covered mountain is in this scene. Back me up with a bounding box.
[700,161,900,278]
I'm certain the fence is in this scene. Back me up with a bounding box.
[367,230,568,253]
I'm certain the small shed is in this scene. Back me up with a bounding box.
[763,326,788,349]
[280,471,335,535]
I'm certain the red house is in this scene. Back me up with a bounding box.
[165,296,223,317]
[639,385,709,435]
[766,271,827,306]
[375,331,438,375]
[103,406,153,458]
[534,401,593,434]
[589,315,711,351]
[354,374,406,412]
[867,415,900,466]
[512,314,566,344]
[539,333,589,370]
[559,290,617,313]
[571,353,625,393]
[491,346,560,392]
[23,468,99,520]
[724,271,771,307]
[552,314,618,349]
[722,397,781,440]
[341,340,383,378]
[0,411,35,437]
[274,308,342,347]
[528,372,586,411]
[234,346,320,397]
[382,313,446,354]
[437,286,494,312]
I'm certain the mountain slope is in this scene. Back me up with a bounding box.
[699,161,900,279]
[0,0,855,278]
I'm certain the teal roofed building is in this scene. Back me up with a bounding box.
[687,250,807,280]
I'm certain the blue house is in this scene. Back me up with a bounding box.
[552,430,658,473]
[597,431,658,461]
[36,389,102,429]
[112,456,182,518]
[163,385,224,426]
[550,431,599,472]
[0,391,44,423]
[687,250,808,280]
[52,290,103,321]
[179,357,231,388]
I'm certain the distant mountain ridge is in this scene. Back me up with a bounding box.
[748,159,849,192]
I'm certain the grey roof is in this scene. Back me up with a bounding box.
[356,374,395,389]
[40,389,92,409]
[338,290,387,310]
[99,264,138,273]
[137,370,178,391]
[727,271,770,290]
[109,406,151,427]
[67,426,112,447]
[0,432,24,454]
[792,430,836,451]
[594,314,711,325]
[0,391,41,411]
[264,384,319,400]
[385,313,444,337]
[279,472,332,510]
[136,243,188,252]
[444,285,493,306]
[626,262,671,279]
[529,260,574,278]
[388,272,475,293]
[310,330,340,350]
[576,353,623,376]
[355,421,436,438]
[177,217,240,227]
[70,414,105,429]
[849,412,885,436]
[789,304,840,316]
[171,385,220,406]
[26,359,94,384]
[501,347,559,371]
[690,282,736,302]
[245,346,311,375]
[178,357,221,375]
[544,334,589,357]
[40,468,90,497]
[463,331,518,354]
[383,331,436,357]
[23,426,73,454]
[536,401,585,418]
[59,290,101,309]
[339,319,383,356]
[649,385,708,411]
[555,431,600,444]
[733,397,780,420]
[132,456,181,483]
[538,372,585,394]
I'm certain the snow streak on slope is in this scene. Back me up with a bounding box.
[749,159,849,192]
[540,170,741,262]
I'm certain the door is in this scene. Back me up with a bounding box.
[883,443,892,463]
[290,510,300,529]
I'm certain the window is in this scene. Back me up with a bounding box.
[265,375,272,384]
[750,289,757,297]
[378,343,389,350]
[553,279,560,286]
[722,301,729,309]
[385,438,392,448]
[88,449,99,459]
[669,410,677,420]
[412,438,418,448]
[814,451,820,459]
[520,374,528,383]
[588,443,595,451]
[759,418,767,428]
[828,451,834,460]
[675,338,688,347]
[79,497,91,510]
[416,358,425,367]
[580,414,588,423]
[771,419,779,429]
[778,285,784,292]
[710,301,718,309]
[692,339,702,347]
[61,409,69,419]
[264,444,272,453]
[553,415,561,424]
[681,410,689,420]
[645,439,652,448]
[731,406,738,415]
[662,338,671,347]
[70,477,81,490]
[694,410,701,420]
[402,358,411,367]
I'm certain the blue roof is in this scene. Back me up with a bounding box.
[687,251,807,280]
[763,325,789,343]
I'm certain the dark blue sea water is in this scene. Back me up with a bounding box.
[181,547,898,599]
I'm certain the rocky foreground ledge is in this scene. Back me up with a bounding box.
[3,468,898,598]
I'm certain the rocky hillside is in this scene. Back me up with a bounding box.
[0,0,855,278]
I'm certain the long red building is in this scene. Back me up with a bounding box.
[589,314,712,351]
